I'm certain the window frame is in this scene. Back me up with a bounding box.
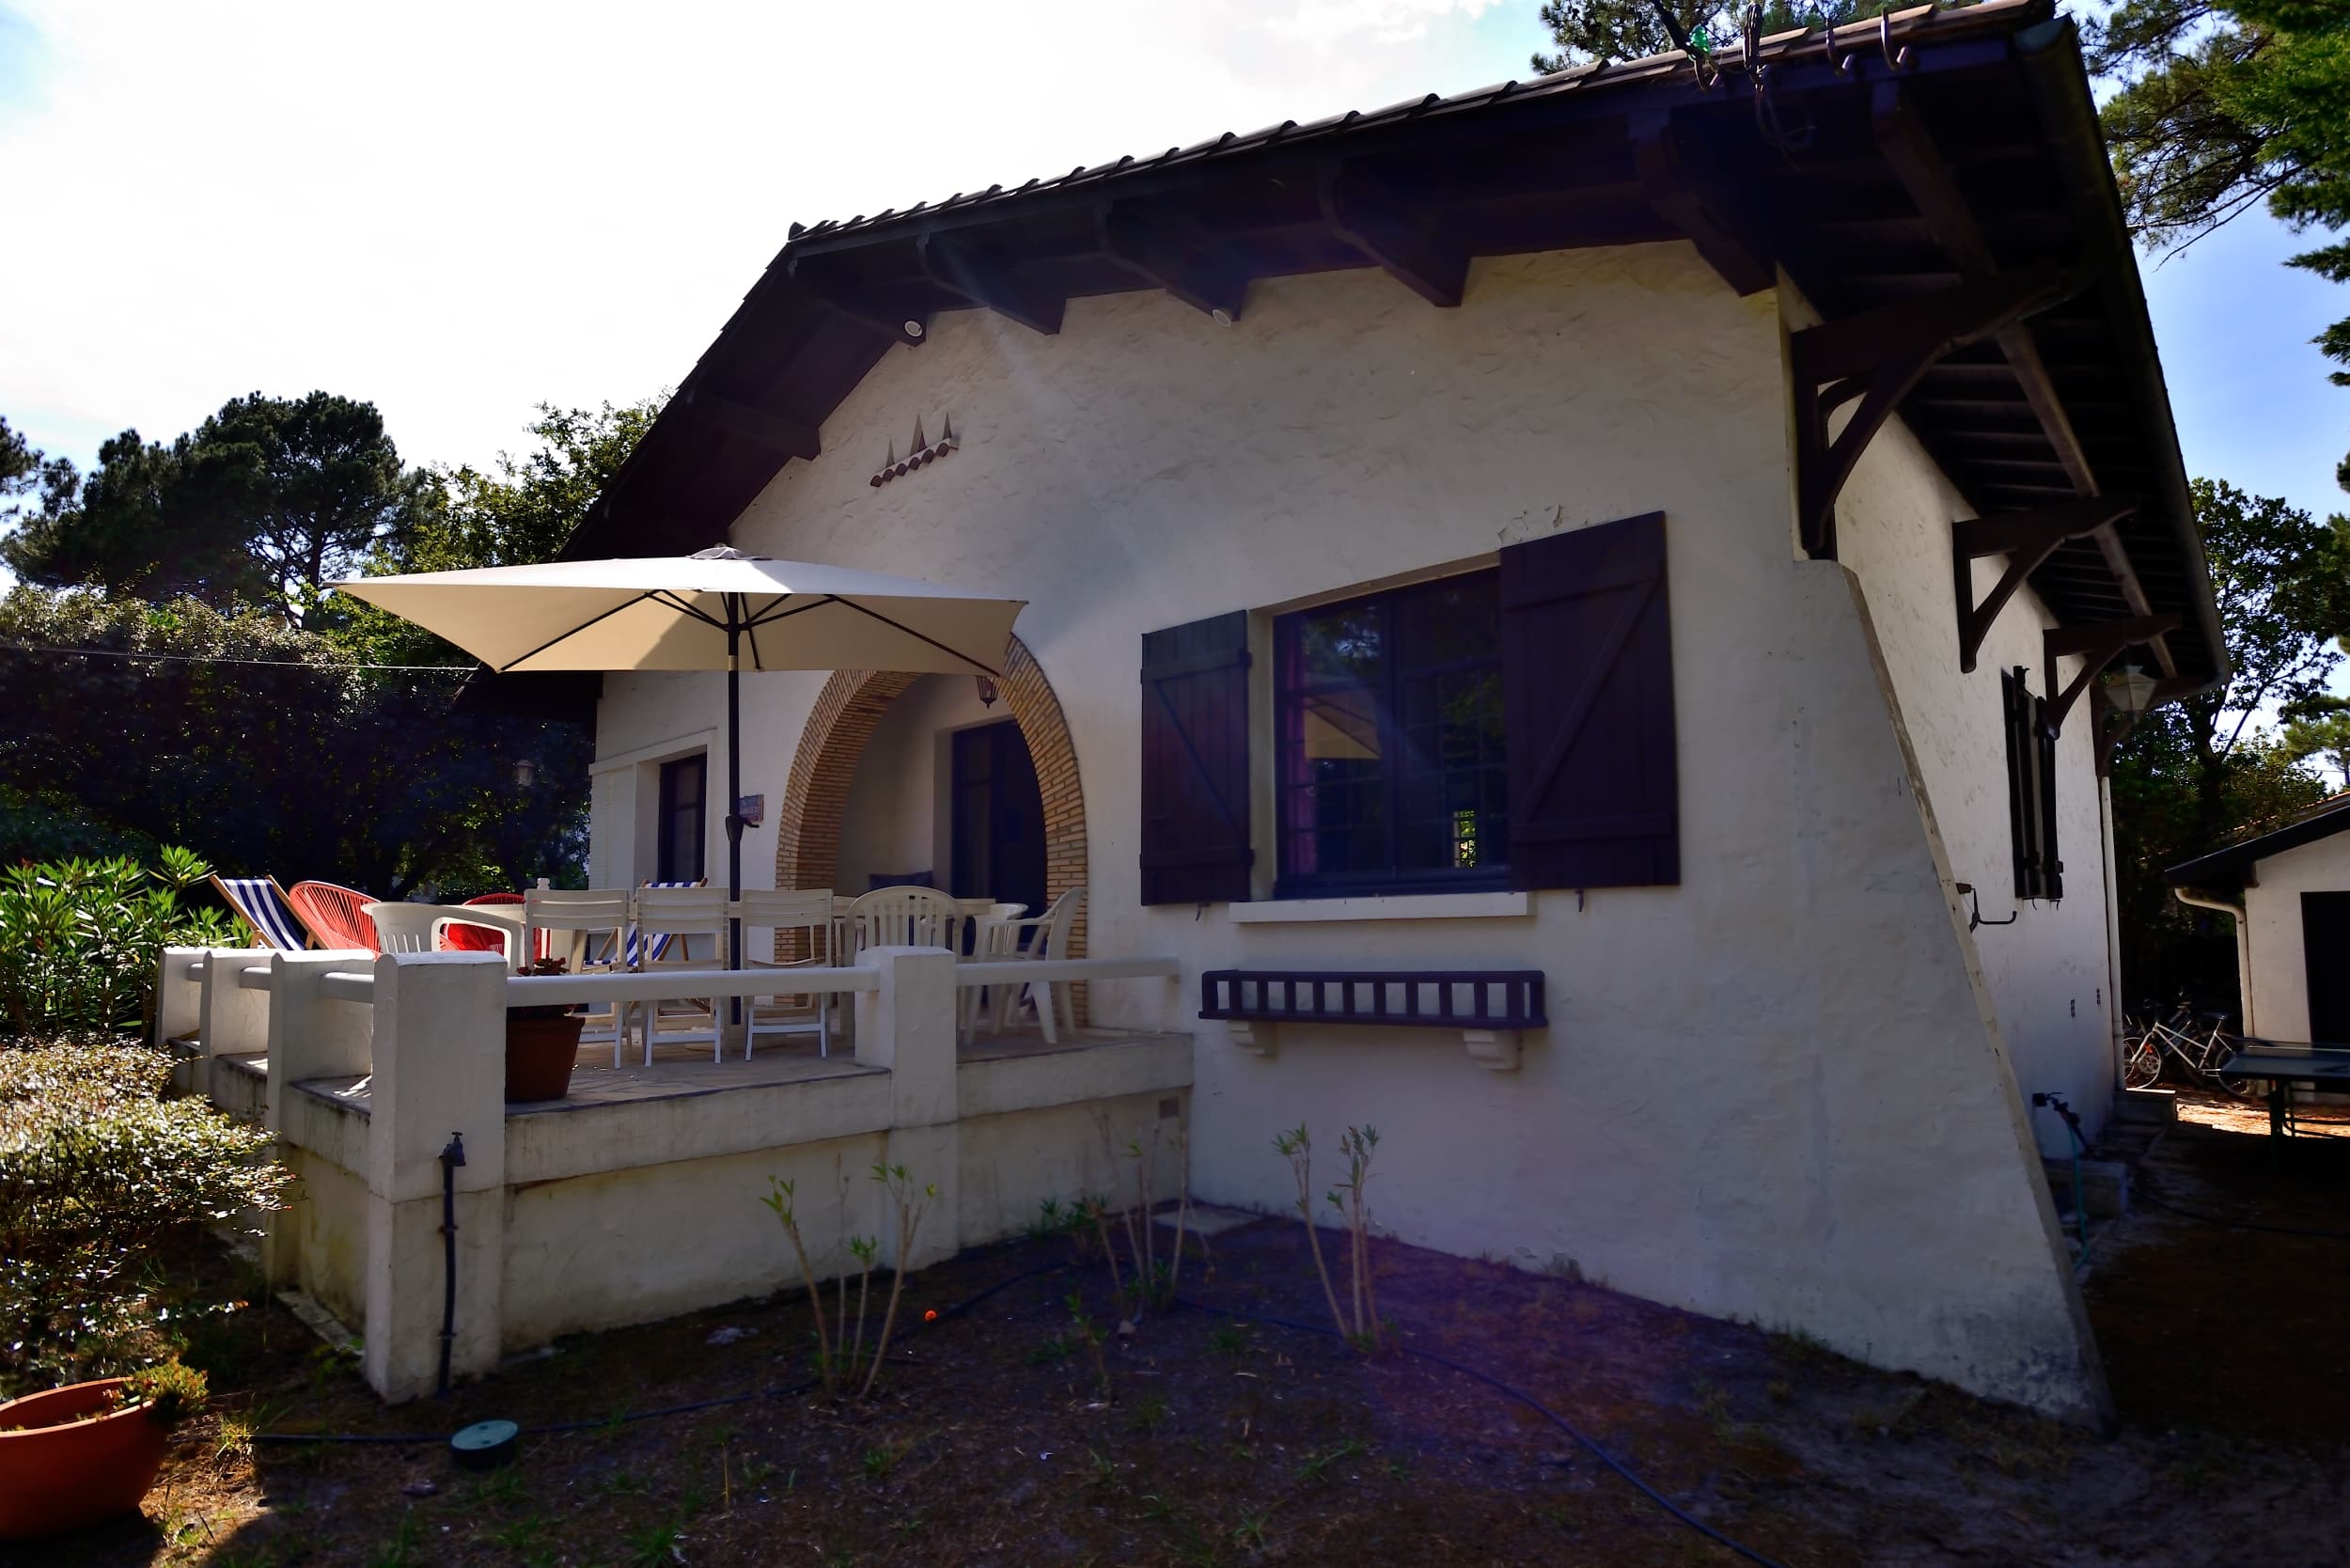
[656,752,708,885]
[1271,571,1510,900]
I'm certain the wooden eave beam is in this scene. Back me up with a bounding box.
[1318,163,1468,308]
[1629,111,1775,297]
[917,231,1064,337]
[1095,199,1253,323]
[1872,82,2175,682]
[1951,497,2137,673]
[1791,265,2088,557]
[2043,612,2183,736]
[678,388,821,462]
[784,255,928,348]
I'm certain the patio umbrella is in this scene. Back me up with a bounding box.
[333,546,1026,980]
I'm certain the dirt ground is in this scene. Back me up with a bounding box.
[15,1092,2350,1568]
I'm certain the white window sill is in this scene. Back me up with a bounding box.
[1229,891,1531,924]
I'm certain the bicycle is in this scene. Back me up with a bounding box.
[2123,1003,2257,1097]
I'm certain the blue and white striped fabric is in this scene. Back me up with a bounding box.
[215,877,307,951]
[624,880,704,966]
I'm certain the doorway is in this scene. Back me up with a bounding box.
[952,720,1047,919]
[2303,891,2350,1043]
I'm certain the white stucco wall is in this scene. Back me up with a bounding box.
[593,244,2103,1417]
[835,673,999,893]
[1832,409,2119,1153]
[2241,832,2350,1042]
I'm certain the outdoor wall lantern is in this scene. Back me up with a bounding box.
[2101,661,2158,715]
[512,757,539,789]
[975,675,999,709]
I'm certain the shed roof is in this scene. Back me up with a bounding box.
[557,0,2224,703]
[2166,794,2350,891]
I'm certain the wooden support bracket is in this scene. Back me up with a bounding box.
[1951,498,2137,673]
[1319,163,1468,308]
[2043,613,2183,737]
[1631,111,1775,297]
[677,388,822,462]
[1791,265,2089,558]
[918,231,1064,337]
[1097,199,1252,323]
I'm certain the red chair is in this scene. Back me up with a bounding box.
[442,892,545,964]
[286,882,380,953]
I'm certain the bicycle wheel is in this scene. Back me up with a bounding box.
[2123,1035,2162,1090]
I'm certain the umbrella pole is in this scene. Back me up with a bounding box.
[726,615,744,1030]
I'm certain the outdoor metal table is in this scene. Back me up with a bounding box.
[2213,1043,2350,1165]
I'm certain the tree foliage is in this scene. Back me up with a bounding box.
[0,392,439,623]
[1530,0,1906,71]
[2090,0,2350,491]
[2109,478,2349,1004]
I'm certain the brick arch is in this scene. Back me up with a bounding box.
[774,636,1089,986]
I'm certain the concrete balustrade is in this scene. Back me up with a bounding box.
[181,939,1190,1402]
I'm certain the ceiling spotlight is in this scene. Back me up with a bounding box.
[902,320,925,338]
[1210,307,1233,327]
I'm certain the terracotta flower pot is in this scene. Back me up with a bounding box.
[506,1011,585,1101]
[0,1378,169,1540]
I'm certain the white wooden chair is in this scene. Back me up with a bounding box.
[524,888,633,1062]
[981,886,1085,1044]
[732,889,838,1058]
[630,885,732,1063]
[847,885,962,952]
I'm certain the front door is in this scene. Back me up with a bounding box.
[2303,892,2350,1044]
[951,721,1047,920]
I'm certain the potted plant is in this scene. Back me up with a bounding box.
[0,1360,205,1540]
[506,958,586,1101]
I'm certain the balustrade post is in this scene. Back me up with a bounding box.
[361,951,509,1402]
[854,947,961,1271]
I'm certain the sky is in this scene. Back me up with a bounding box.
[0,0,2342,528]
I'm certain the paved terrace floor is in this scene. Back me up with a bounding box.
[259,1021,1185,1118]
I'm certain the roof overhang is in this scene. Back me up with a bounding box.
[2167,797,2350,892]
[563,0,2226,699]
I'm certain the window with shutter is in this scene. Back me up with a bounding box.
[1139,611,1254,905]
[1497,512,1679,890]
[2002,668,2061,901]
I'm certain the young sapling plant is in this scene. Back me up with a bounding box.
[860,1162,935,1397]
[761,1177,840,1396]
[1063,1292,1113,1402]
[1272,1125,1348,1341]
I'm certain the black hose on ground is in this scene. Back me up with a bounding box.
[1176,1295,1794,1568]
[249,1260,1073,1447]
[2133,1186,2350,1240]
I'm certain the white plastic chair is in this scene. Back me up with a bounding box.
[954,901,1026,1044]
[431,905,530,973]
[524,888,633,1062]
[732,889,838,1058]
[631,885,732,1063]
[983,886,1085,1044]
[364,902,447,954]
[847,886,962,952]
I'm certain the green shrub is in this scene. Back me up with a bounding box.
[0,1040,287,1391]
[118,1359,208,1427]
[0,846,238,1041]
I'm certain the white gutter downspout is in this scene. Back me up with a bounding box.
[2173,886,2253,1036]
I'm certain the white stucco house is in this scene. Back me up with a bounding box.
[537,2,2228,1422]
[2169,796,2350,1046]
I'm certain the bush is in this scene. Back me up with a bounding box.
[0,846,237,1041]
[0,1040,287,1390]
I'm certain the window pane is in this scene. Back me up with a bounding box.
[1277,572,1506,890]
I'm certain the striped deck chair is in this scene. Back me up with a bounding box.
[287,881,379,952]
[210,875,309,952]
[625,880,707,966]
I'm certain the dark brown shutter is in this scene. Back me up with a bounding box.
[2003,667,2060,902]
[1140,611,1253,905]
[1499,512,1678,890]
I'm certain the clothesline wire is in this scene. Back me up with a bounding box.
[0,639,475,675]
